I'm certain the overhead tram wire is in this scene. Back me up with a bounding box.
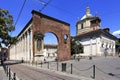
[36,0,78,17]
[37,0,52,12]
[15,0,27,26]
[10,0,27,36]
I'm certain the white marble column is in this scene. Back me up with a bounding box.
[21,35,25,59]
[27,31,30,61]
[30,29,33,62]
[90,37,92,56]
[23,35,25,61]
[25,33,27,61]
[20,37,21,58]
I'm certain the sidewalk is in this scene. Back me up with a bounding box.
[0,64,8,80]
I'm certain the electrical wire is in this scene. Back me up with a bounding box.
[15,0,27,26]
[10,0,27,36]
[36,0,78,17]
[38,0,52,12]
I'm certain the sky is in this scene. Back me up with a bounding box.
[0,0,120,44]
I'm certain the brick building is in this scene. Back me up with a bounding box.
[9,10,71,62]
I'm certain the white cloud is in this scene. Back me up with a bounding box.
[112,30,120,36]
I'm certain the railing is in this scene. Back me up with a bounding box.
[3,64,21,80]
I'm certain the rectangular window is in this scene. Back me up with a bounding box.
[81,23,83,29]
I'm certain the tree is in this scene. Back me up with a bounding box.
[0,8,16,47]
[71,37,83,55]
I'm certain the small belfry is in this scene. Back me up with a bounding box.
[76,7,101,35]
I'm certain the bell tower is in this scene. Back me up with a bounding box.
[76,7,101,35]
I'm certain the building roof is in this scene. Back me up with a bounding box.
[75,29,118,40]
[32,10,70,26]
[17,10,70,38]
[17,18,32,38]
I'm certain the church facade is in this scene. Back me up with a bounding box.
[75,7,117,56]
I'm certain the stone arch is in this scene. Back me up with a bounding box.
[32,10,71,61]
[44,32,58,45]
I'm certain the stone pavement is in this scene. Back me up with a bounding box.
[27,56,120,80]
[4,61,93,80]
[0,64,8,80]
[3,56,120,80]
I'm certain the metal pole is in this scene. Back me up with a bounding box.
[6,66,8,77]
[93,65,95,79]
[57,62,58,71]
[13,73,16,80]
[36,61,37,67]
[41,62,42,68]
[71,64,73,74]
[48,62,49,69]
[9,68,11,80]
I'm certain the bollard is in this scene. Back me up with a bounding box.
[36,61,37,67]
[71,64,73,74]
[92,65,95,79]
[57,62,59,71]
[48,62,49,69]
[62,63,66,72]
[32,61,33,66]
[89,56,92,60]
[41,62,42,68]
[78,58,80,61]
[9,68,11,80]
[6,66,9,77]
[21,58,24,63]
[4,65,7,74]
[13,73,16,80]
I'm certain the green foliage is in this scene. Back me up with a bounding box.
[71,37,83,55]
[0,8,15,47]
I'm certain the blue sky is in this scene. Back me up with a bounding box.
[0,0,120,44]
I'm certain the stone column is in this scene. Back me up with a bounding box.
[30,29,33,62]
[90,37,92,56]
[27,30,30,61]
[23,35,25,61]
[41,39,44,55]
[21,36,23,60]
[25,33,27,61]
[20,39,21,54]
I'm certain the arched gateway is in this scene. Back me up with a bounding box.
[32,10,71,61]
[9,10,71,62]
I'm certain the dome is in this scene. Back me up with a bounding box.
[81,14,93,20]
